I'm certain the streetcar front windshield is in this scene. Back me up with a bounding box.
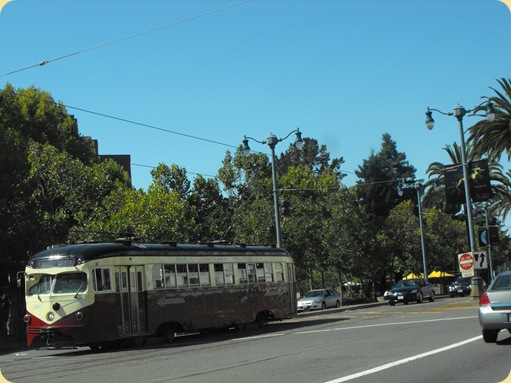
[27,273,88,295]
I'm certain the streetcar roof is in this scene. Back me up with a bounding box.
[27,242,290,266]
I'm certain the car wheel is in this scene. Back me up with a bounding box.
[389,300,395,306]
[321,302,327,310]
[416,292,423,303]
[482,329,499,343]
[449,294,455,298]
[428,292,435,302]
[336,300,341,308]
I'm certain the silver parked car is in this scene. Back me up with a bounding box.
[479,271,511,343]
[297,289,341,311]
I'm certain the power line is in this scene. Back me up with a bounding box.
[0,0,252,78]
[131,162,216,179]
[65,104,238,150]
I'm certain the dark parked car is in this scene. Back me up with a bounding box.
[479,271,511,343]
[388,278,435,306]
[449,277,472,297]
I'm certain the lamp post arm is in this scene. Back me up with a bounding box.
[426,107,452,116]
[278,128,301,143]
[243,135,265,145]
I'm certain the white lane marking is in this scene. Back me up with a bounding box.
[322,336,482,383]
[294,315,477,334]
[230,333,285,341]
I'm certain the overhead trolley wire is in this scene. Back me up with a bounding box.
[64,104,238,150]
[0,0,252,78]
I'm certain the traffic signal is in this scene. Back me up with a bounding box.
[478,226,500,246]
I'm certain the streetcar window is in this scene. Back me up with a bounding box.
[188,264,199,286]
[152,265,164,288]
[27,274,53,296]
[54,273,87,294]
[256,263,265,283]
[237,263,248,284]
[275,263,285,282]
[214,263,233,286]
[214,264,225,285]
[199,264,210,286]
[176,264,187,287]
[248,263,257,284]
[224,263,234,285]
[164,264,176,288]
[137,272,143,292]
[94,268,112,292]
[264,263,274,282]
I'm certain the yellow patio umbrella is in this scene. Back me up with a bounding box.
[403,273,424,280]
[428,270,454,279]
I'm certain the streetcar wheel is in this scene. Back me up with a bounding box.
[129,336,146,348]
[160,324,175,343]
[255,312,267,328]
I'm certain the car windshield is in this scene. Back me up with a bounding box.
[395,280,419,287]
[304,290,323,298]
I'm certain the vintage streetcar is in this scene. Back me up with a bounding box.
[20,240,297,350]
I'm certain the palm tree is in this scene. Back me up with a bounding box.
[468,78,511,162]
[423,143,510,220]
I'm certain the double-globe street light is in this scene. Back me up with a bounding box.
[241,129,304,248]
[425,102,495,295]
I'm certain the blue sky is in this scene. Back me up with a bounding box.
[1,0,510,197]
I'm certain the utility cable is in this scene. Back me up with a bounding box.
[0,0,252,77]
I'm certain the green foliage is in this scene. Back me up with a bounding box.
[0,84,130,278]
[356,133,416,219]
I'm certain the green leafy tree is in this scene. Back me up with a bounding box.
[0,84,129,279]
[379,200,422,281]
[74,187,192,243]
[356,133,416,219]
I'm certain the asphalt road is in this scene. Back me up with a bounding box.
[1,297,510,383]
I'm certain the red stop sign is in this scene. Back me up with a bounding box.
[459,253,474,271]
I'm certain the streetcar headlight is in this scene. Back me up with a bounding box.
[23,314,31,324]
[75,311,84,321]
[47,312,55,321]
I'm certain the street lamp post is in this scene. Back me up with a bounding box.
[241,129,304,248]
[415,181,428,282]
[399,180,428,281]
[425,102,495,297]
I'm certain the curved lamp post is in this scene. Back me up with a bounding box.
[425,102,495,297]
[424,101,495,253]
[241,129,304,248]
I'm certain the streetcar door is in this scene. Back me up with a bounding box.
[116,266,147,336]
